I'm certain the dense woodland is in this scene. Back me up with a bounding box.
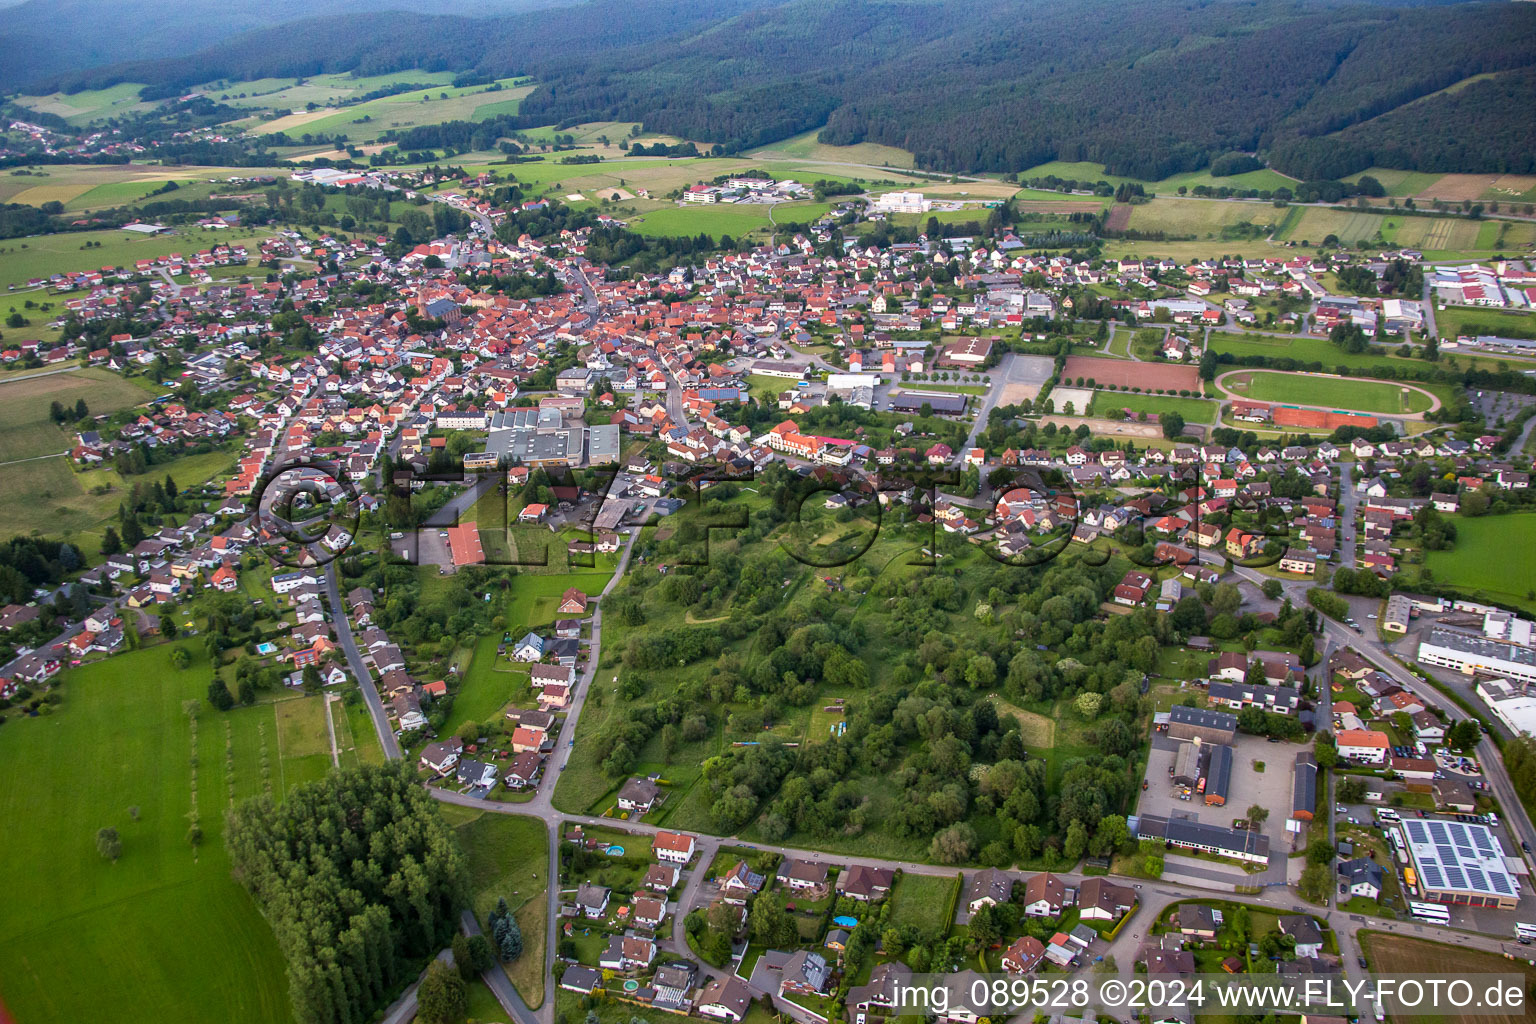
[35,0,1536,181]
[225,761,469,1024]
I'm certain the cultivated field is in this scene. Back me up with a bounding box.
[1126,196,1287,239]
[1221,370,1434,414]
[1359,931,1536,1024]
[1060,355,1201,391]
[1423,514,1536,613]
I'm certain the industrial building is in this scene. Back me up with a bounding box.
[1400,818,1519,909]
[1417,627,1536,685]
[1167,705,1237,745]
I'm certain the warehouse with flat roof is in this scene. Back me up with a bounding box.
[1400,818,1518,909]
[1167,704,1237,745]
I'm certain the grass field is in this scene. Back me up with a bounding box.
[0,367,148,462]
[12,82,157,124]
[1359,931,1536,1024]
[1203,332,1475,387]
[989,697,1055,747]
[747,128,916,168]
[441,805,548,1008]
[0,442,234,544]
[629,201,834,238]
[887,872,959,939]
[1223,370,1433,414]
[1126,197,1287,239]
[241,79,533,143]
[1088,390,1218,424]
[0,643,304,1024]
[0,224,268,294]
[1342,168,1445,197]
[1424,514,1536,612]
[1436,305,1536,342]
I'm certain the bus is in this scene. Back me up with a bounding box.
[1410,901,1451,924]
[1515,922,1536,944]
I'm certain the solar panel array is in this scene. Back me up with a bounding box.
[1402,819,1516,899]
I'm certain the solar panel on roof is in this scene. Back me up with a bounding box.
[1444,867,1467,889]
[1491,875,1513,895]
[1465,868,1487,890]
[1422,866,1444,888]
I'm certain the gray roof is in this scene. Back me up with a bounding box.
[1168,704,1238,733]
[1292,752,1317,816]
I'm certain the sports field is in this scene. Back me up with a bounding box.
[1089,390,1218,424]
[630,201,834,238]
[0,644,317,1024]
[1424,514,1536,613]
[1223,370,1433,414]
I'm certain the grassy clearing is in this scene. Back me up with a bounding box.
[1423,514,1536,613]
[887,872,959,939]
[1224,370,1433,413]
[747,129,916,168]
[989,697,1055,747]
[440,805,548,1008]
[0,643,303,1024]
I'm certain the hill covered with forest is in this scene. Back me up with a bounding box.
[25,0,1536,181]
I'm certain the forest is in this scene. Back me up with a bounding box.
[36,0,1536,181]
[225,761,469,1024]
